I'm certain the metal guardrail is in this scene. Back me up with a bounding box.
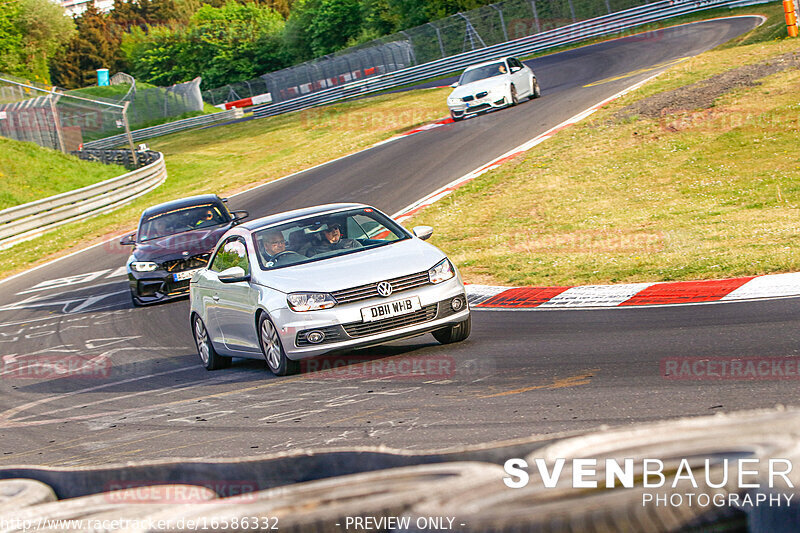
[253,0,768,119]
[0,150,167,250]
[83,108,244,150]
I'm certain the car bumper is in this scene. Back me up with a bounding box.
[271,278,470,359]
[128,269,201,304]
[449,97,509,118]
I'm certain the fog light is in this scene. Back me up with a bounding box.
[451,296,465,312]
[306,330,325,344]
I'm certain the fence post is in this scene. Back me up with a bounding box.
[427,23,446,59]
[530,0,541,33]
[48,93,66,153]
[491,5,509,42]
[122,102,137,167]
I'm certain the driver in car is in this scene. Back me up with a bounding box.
[305,223,362,257]
[262,230,304,267]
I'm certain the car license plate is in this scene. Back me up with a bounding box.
[173,269,200,282]
[361,297,422,323]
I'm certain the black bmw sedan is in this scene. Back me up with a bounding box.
[121,194,248,306]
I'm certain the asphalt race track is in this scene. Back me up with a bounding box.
[2,16,799,467]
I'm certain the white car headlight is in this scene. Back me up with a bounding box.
[287,292,337,312]
[447,97,460,105]
[131,261,158,272]
[428,258,455,284]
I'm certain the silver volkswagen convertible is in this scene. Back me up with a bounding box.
[189,204,471,375]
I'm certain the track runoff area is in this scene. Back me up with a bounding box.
[0,15,799,531]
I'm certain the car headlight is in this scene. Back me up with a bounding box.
[428,258,455,284]
[287,292,337,312]
[131,261,158,272]
[447,97,460,105]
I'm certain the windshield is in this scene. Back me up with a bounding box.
[253,207,410,270]
[138,203,231,242]
[459,62,507,85]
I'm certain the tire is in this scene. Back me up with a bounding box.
[530,78,541,99]
[0,479,57,514]
[258,313,299,376]
[433,315,471,344]
[192,314,231,370]
[509,85,518,106]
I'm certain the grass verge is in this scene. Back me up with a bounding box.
[406,35,800,286]
[0,138,122,210]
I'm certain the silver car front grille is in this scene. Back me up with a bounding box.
[331,271,430,304]
[343,303,438,337]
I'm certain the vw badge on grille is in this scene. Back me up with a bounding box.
[377,281,393,298]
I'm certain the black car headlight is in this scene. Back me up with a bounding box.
[287,292,337,312]
[428,258,455,284]
[131,261,158,272]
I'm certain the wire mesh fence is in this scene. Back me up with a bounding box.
[0,73,204,152]
[202,0,643,106]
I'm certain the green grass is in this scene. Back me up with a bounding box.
[405,35,800,286]
[0,138,123,210]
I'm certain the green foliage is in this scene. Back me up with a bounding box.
[0,0,75,82]
[122,1,285,87]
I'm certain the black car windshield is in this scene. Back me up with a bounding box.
[254,208,410,270]
[459,62,506,85]
[139,203,230,241]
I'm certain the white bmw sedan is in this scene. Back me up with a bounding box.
[189,204,471,375]
[447,56,540,121]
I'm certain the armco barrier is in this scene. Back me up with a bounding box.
[252,0,769,119]
[0,150,167,250]
[83,108,244,150]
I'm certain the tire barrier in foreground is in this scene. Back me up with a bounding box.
[0,485,217,532]
[406,408,800,532]
[0,408,797,532]
[0,150,166,251]
[0,478,56,515]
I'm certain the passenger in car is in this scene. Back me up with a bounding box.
[305,223,362,257]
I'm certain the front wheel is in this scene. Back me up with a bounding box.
[192,315,231,370]
[509,85,519,106]
[531,78,541,99]
[433,316,471,344]
[259,314,299,376]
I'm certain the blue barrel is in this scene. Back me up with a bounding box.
[97,69,109,86]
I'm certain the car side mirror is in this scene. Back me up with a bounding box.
[450,82,458,88]
[218,266,250,283]
[120,233,136,246]
[412,226,434,241]
[231,210,249,225]
[511,66,522,73]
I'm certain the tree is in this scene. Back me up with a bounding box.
[306,0,362,56]
[0,0,24,75]
[50,5,122,88]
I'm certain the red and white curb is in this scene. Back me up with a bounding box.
[372,117,454,148]
[467,273,800,309]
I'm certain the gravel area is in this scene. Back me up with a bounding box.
[615,50,800,120]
